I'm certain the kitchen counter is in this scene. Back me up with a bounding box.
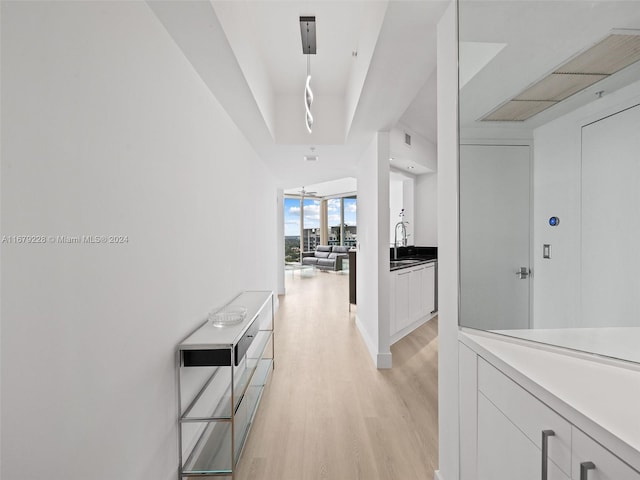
[460,329,640,471]
[390,257,437,271]
[389,245,438,271]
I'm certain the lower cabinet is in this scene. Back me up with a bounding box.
[572,428,640,480]
[460,340,640,480]
[477,357,570,480]
[478,393,569,480]
[390,262,436,342]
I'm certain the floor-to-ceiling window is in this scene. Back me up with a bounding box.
[302,198,321,252]
[343,196,357,247]
[284,194,357,262]
[284,197,301,262]
[327,198,342,245]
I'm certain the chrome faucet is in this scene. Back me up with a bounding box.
[393,209,409,260]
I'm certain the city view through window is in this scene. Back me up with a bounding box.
[284,196,357,263]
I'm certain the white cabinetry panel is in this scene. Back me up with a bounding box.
[421,264,435,314]
[478,393,569,480]
[394,270,411,331]
[572,428,640,480]
[409,266,424,324]
[390,263,436,342]
[478,358,571,475]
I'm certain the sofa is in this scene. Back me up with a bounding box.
[302,245,350,271]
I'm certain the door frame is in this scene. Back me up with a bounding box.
[458,138,535,329]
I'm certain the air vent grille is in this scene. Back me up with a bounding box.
[481,32,640,122]
[404,133,412,146]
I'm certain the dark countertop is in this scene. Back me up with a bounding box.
[389,246,438,271]
[390,257,437,271]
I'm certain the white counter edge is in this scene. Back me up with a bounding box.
[459,328,640,472]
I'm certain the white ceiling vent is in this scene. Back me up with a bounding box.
[404,132,412,146]
[304,155,318,162]
[481,31,640,122]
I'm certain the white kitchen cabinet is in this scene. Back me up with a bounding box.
[478,392,569,480]
[390,262,436,343]
[420,263,435,315]
[459,335,640,480]
[477,358,571,480]
[392,269,411,335]
[409,266,425,325]
[572,428,640,480]
[478,358,572,474]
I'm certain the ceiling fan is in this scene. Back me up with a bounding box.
[297,186,318,198]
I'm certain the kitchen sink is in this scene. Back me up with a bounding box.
[390,259,421,266]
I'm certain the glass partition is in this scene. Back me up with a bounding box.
[458,0,640,364]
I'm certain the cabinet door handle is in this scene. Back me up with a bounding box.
[580,461,596,480]
[541,430,555,480]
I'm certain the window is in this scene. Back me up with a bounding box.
[284,195,357,263]
[327,198,342,245]
[284,197,301,263]
[343,196,357,247]
[302,198,320,252]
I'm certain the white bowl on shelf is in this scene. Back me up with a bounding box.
[209,305,247,327]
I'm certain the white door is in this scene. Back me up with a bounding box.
[460,144,531,331]
[581,104,640,327]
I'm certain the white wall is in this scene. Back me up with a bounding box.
[436,2,459,480]
[0,3,278,479]
[415,173,438,246]
[355,133,392,369]
[389,171,415,246]
[533,79,640,329]
[390,123,438,172]
[277,189,286,295]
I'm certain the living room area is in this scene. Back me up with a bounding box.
[283,177,357,279]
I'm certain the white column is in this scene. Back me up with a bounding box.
[436,2,460,480]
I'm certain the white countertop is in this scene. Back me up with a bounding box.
[179,291,272,350]
[491,327,640,364]
[460,329,640,471]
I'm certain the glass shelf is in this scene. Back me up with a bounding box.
[181,359,273,474]
[178,291,273,478]
[182,421,232,475]
[181,330,272,421]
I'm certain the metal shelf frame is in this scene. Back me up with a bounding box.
[177,291,274,479]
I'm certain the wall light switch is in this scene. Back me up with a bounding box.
[543,244,551,259]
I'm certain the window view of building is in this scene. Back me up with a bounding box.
[328,196,357,247]
[303,198,320,252]
[284,197,301,263]
[284,194,357,262]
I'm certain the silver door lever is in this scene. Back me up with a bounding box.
[516,267,530,279]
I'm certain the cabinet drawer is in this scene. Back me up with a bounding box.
[478,393,569,480]
[182,320,259,367]
[572,428,640,480]
[478,358,572,475]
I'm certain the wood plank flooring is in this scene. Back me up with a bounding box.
[235,269,439,480]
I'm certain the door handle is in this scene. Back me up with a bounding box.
[516,267,530,279]
[580,461,596,480]
[541,430,555,480]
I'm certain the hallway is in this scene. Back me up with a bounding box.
[236,270,439,480]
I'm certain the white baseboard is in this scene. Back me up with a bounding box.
[434,470,444,480]
[354,314,377,362]
[355,314,392,369]
[376,351,392,369]
[390,312,437,345]
[273,294,280,313]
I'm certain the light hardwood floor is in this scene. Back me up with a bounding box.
[235,269,439,480]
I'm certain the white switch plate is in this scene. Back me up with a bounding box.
[543,244,551,259]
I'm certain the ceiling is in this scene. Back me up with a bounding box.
[283,177,357,198]
[459,1,640,139]
[146,0,448,189]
